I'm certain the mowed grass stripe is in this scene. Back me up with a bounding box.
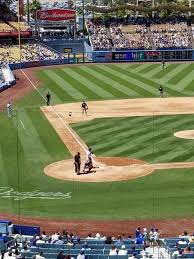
[135,64,158,74]
[27,109,71,160]
[1,117,25,188]
[87,116,180,156]
[151,147,192,163]
[133,64,153,73]
[109,64,183,96]
[58,69,100,100]
[140,65,163,78]
[72,116,154,136]
[104,65,158,95]
[62,67,114,99]
[63,67,122,98]
[17,110,52,163]
[86,114,177,145]
[183,80,194,92]
[101,125,172,157]
[79,66,139,97]
[44,70,86,100]
[0,145,7,184]
[37,71,72,103]
[173,71,194,91]
[153,64,179,79]
[45,89,63,105]
[168,64,194,85]
[91,66,154,97]
[157,64,190,84]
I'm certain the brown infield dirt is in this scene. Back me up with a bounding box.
[1,65,194,236]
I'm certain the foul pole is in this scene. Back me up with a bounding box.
[18,0,22,65]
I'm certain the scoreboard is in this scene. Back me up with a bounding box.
[111,50,193,61]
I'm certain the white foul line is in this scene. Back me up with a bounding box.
[20,120,25,130]
[20,69,91,157]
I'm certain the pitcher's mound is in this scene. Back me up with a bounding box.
[44,157,155,182]
[174,130,194,139]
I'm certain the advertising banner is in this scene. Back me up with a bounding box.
[37,9,76,21]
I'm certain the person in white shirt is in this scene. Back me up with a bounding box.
[118,245,128,255]
[153,229,160,242]
[36,236,45,244]
[3,249,16,259]
[109,245,117,255]
[35,251,45,259]
[77,250,85,259]
[95,233,101,239]
[86,233,93,239]
[172,248,182,258]
[51,232,60,241]
[178,238,187,245]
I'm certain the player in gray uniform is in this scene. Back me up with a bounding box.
[158,86,164,98]
[81,101,88,115]
[7,101,13,117]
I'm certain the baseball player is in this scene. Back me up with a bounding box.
[74,152,81,175]
[46,92,51,106]
[162,60,165,70]
[86,147,93,160]
[81,100,88,115]
[158,86,164,98]
[7,101,13,117]
[83,157,93,173]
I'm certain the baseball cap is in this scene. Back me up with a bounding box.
[121,245,125,249]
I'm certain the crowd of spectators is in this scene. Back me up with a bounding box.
[87,16,191,51]
[2,226,194,259]
[150,22,190,49]
[0,42,64,65]
[0,22,30,33]
[0,226,161,259]
[87,20,151,50]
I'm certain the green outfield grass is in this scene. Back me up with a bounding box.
[1,63,194,220]
[72,115,194,163]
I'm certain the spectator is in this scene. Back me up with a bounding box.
[36,236,45,244]
[34,251,45,259]
[86,233,93,239]
[57,250,65,259]
[105,236,113,244]
[115,235,123,246]
[118,245,128,255]
[21,245,30,253]
[179,231,189,239]
[172,247,182,258]
[136,234,144,244]
[135,227,141,238]
[51,232,60,242]
[178,238,187,245]
[55,236,64,245]
[183,246,194,254]
[77,250,85,259]
[109,245,117,255]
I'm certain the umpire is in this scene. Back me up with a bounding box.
[74,152,81,175]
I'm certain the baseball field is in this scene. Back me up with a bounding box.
[1,62,194,234]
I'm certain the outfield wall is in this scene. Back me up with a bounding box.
[8,49,194,70]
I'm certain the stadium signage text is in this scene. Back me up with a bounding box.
[37,9,76,21]
[0,187,72,201]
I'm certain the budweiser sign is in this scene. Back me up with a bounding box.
[37,9,76,21]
